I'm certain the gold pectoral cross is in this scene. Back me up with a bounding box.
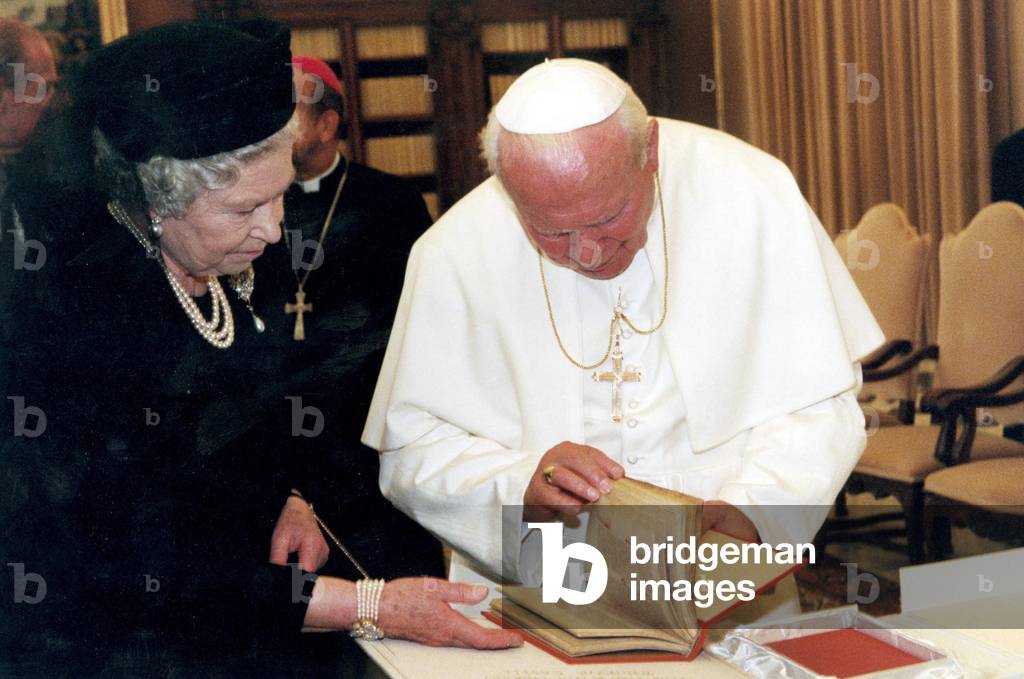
[592,333,642,423]
[285,289,312,341]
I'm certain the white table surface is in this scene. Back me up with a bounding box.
[357,614,1024,679]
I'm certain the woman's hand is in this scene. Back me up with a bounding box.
[269,495,330,572]
[377,578,523,649]
[303,576,523,650]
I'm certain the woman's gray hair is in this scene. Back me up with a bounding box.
[94,116,297,218]
[479,85,649,179]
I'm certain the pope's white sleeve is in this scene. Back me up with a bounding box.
[378,416,543,583]
[365,227,565,584]
[715,364,866,547]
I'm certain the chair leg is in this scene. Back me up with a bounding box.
[923,494,955,561]
[929,514,953,560]
[898,399,915,425]
[906,489,926,564]
[835,490,849,518]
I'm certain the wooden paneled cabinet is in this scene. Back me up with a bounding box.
[256,0,669,217]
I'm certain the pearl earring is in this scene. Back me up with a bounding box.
[148,215,163,241]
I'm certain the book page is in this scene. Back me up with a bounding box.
[498,586,685,644]
[588,479,702,632]
[493,599,691,657]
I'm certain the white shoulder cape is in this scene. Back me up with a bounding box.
[364,119,883,459]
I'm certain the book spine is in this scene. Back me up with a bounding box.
[421,192,440,221]
[364,135,435,176]
[360,76,433,118]
[488,74,518,105]
[481,21,549,53]
[356,25,427,59]
[290,28,341,61]
[562,18,628,50]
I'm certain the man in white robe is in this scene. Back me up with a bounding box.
[362,60,884,596]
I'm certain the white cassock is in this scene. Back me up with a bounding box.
[362,119,885,593]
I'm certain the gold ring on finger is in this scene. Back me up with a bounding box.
[542,464,557,484]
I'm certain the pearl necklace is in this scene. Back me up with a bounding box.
[107,201,235,349]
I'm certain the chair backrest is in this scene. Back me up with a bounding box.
[936,202,1024,424]
[835,203,930,402]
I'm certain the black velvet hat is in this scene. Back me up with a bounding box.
[78,18,294,162]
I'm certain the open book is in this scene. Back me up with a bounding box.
[488,478,802,662]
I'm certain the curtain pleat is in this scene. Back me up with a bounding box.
[712,0,1011,340]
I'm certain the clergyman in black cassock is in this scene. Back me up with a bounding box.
[257,55,439,586]
[254,152,440,581]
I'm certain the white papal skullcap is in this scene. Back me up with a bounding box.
[495,58,628,135]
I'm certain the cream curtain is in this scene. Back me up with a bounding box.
[712,0,1015,338]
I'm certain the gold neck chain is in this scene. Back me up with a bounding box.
[538,172,669,371]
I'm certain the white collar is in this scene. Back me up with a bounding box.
[297,152,341,193]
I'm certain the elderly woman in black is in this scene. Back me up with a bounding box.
[0,19,519,675]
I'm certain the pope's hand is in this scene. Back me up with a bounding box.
[377,578,524,649]
[269,495,330,572]
[523,441,625,522]
[701,500,760,543]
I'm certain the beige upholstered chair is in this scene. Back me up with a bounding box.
[924,455,1024,557]
[921,446,1024,557]
[926,458,1024,508]
[835,204,931,426]
[920,203,1024,557]
[839,203,1024,562]
[925,454,1024,557]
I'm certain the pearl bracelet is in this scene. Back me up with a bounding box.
[351,578,386,640]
